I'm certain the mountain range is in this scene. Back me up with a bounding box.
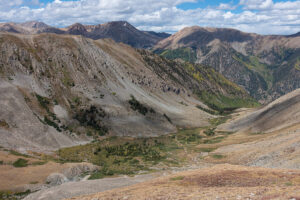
[0,32,255,152]
[0,21,170,48]
[154,26,300,103]
[1,21,299,103]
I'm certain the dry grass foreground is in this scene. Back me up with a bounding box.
[69,164,300,200]
[0,150,93,192]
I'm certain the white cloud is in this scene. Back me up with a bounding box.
[240,0,274,10]
[217,3,236,10]
[0,0,23,10]
[0,0,299,35]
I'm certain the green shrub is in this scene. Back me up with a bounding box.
[128,95,148,115]
[203,136,225,144]
[129,159,140,165]
[32,161,47,165]
[44,116,61,132]
[74,106,108,136]
[199,148,216,152]
[0,120,9,128]
[196,105,217,115]
[170,176,185,181]
[9,150,30,158]
[88,167,115,180]
[212,154,225,159]
[204,128,215,136]
[13,158,28,167]
[35,94,50,110]
[250,132,265,135]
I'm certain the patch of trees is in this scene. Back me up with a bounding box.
[128,95,155,115]
[74,105,108,136]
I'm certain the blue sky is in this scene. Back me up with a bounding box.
[0,0,299,34]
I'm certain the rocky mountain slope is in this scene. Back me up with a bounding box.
[154,26,300,103]
[0,21,170,48]
[0,32,252,153]
[61,88,300,200]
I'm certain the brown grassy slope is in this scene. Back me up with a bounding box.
[69,164,300,200]
[221,88,300,133]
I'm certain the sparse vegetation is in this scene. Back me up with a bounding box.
[0,120,9,129]
[204,136,226,144]
[250,132,266,135]
[159,47,197,63]
[35,94,50,111]
[58,125,235,180]
[204,128,215,136]
[128,95,149,115]
[212,154,225,159]
[198,91,259,115]
[196,105,218,115]
[170,176,185,181]
[13,158,28,168]
[44,116,61,132]
[62,68,75,87]
[198,148,216,152]
[74,105,108,136]
[32,161,47,166]
[0,190,31,200]
[209,116,231,126]
[9,150,31,158]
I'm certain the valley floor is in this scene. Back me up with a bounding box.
[2,108,300,200]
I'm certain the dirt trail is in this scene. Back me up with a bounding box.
[24,173,160,200]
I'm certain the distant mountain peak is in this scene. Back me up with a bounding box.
[66,23,87,35]
[0,20,170,48]
[21,21,49,29]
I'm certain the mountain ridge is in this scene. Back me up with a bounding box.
[0,21,171,48]
[154,25,300,103]
[0,32,253,153]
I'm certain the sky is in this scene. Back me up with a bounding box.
[0,0,299,35]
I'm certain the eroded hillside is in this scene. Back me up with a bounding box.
[0,33,253,153]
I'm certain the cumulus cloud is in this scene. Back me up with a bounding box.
[217,3,236,10]
[240,0,274,10]
[0,0,299,35]
[0,0,23,10]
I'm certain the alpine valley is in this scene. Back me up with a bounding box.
[0,20,299,200]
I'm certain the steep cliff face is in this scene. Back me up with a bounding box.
[0,33,253,152]
[154,26,300,103]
